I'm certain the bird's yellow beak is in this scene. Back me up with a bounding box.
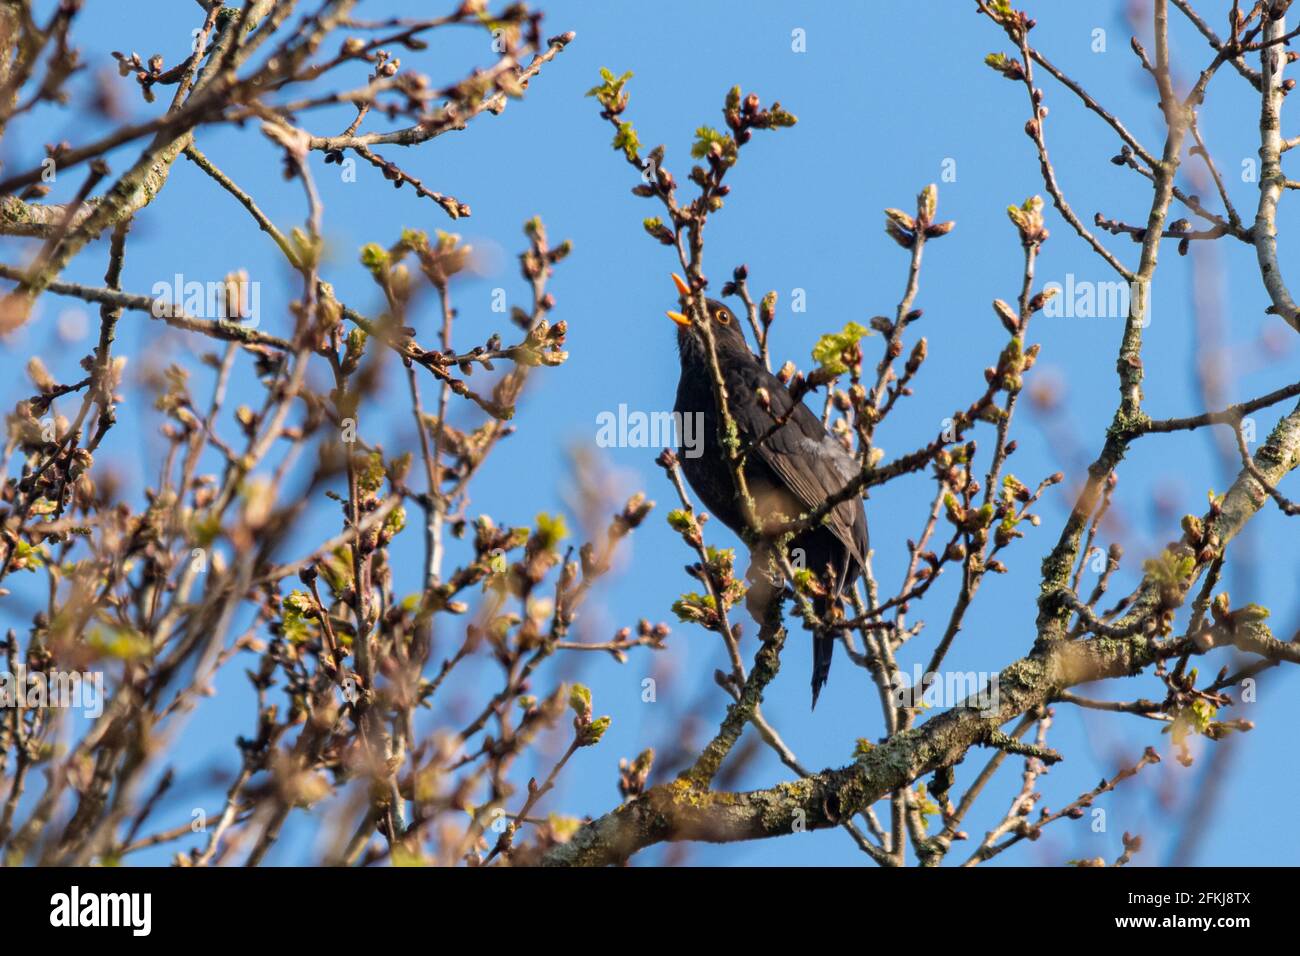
[667,273,692,326]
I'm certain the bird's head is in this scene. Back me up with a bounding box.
[666,273,750,363]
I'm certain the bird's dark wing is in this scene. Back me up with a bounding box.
[724,356,868,571]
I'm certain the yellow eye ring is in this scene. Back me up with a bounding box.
[714,309,730,325]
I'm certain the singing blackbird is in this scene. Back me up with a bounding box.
[666,275,868,708]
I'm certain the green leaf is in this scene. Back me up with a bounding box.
[356,450,386,495]
[812,321,872,376]
[534,512,568,551]
[691,125,736,163]
[569,683,592,718]
[359,242,389,276]
[580,715,611,746]
[585,67,634,112]
[666,509,695,533]
[611,121,640,161]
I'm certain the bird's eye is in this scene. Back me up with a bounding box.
[714,308,730,325]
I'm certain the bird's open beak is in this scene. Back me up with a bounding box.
[666,273,692,326]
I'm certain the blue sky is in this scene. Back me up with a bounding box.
[1,1,1297,865]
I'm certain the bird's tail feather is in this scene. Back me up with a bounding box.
[811,631,834,710]
[810,591,838,709]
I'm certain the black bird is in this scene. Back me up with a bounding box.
[667,275,868,708]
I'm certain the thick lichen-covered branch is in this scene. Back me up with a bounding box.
[545,615,1297,866]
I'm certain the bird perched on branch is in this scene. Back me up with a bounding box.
[666,273,868,708]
